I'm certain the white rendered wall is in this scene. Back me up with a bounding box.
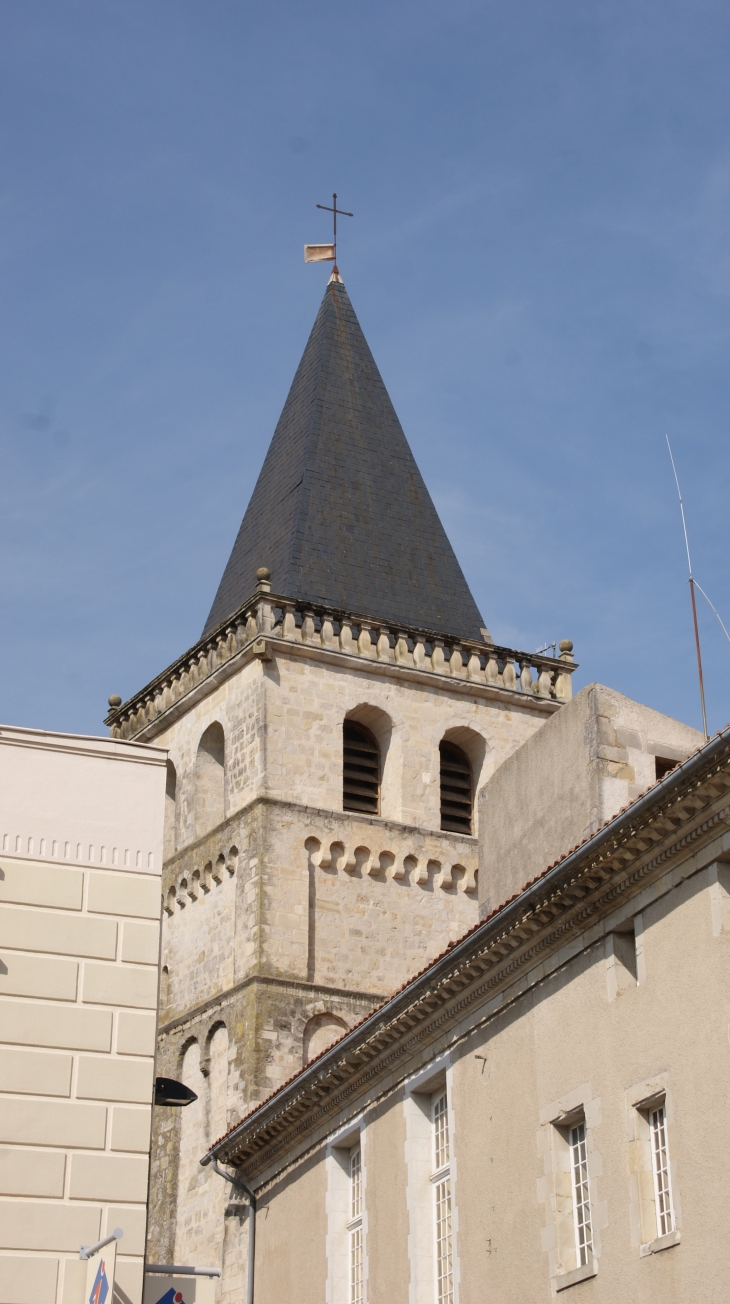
[0,726,166,1304]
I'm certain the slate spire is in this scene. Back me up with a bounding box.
[202,272,486,641]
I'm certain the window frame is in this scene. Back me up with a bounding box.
[626,1078,681,1257]
[326,1124,368,1304]
[343,720,381,816]
[544,1101,599,1292]
[648,1105,675,1240]
[431,1090,454,1304]
[348,1145,364,1304]
[438,741,473,836]
[568,1121,593,1268]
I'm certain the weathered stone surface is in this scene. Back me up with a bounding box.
[146,619,560,1282]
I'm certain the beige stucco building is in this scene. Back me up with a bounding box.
[205,704,726,1302]
[0,725,167,1304]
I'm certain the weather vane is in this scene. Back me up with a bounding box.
[304,193,353,267]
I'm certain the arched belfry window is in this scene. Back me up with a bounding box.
[164,760,177,859]
[195,722,225,838]
[439,741,472,834]
[343,721,380,815]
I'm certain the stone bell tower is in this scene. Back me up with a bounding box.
[106,268,576,1295]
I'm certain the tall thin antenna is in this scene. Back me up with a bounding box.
[666,435,708,740]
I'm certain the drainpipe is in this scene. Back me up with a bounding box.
[200,1153,256,1304]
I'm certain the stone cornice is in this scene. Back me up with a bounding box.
[105,588,576,741]
[206,725,730,1179]
[164,793,476,869]
[158,973,384,1039]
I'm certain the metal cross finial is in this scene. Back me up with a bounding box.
[316,193,353,263]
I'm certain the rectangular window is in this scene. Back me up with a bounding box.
[349,1147,364,1304]
[569,1122,593,1267]
[432,1091,454,1304]
[649,1107,675,1238]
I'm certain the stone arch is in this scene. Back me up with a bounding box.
[344,704,396,819]
[206,1022,229,1145]
[174,1039,206,1264]
[194,722,225,839]
[160,964,171,1015]
[303,1013,348,1065]
[164,760,177,860]
[441,725,488,833]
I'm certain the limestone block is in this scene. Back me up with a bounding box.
[111,1105,153,1152]
[0,1255,58,1304]
[616,726,642,749]
[0,1047,73,1097]
[596,715,618,745]
[69,1153,149,1202]
[0,952,78,1001]
[87,872,160,920]
[596,744,630,764]
[77,1056,154,1104]
[117,1011,157,1057]
[0,1147,66,1197]
[0,1199,100,1250]
[0,860,83,910]
[61,1259,87,1304]
[0,1001,112,1051]
[105,1204,147,1255]
[0,907,117,959]
[82,963,157,1009]
[121,920,160,965]
[0,1099,107,1149]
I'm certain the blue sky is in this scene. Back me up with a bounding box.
[2,0,730,737]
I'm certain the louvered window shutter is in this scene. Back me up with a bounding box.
[343,722,380,815]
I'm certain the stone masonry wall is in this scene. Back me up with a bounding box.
[155,645,556,856]
[146,644,561,1295]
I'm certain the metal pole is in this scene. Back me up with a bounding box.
[666,436,709,740]
[80,1228,123,1260]
[145,1266,221,1277]
[689,578,709,740]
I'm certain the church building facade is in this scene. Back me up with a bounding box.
[107,269,579,1286]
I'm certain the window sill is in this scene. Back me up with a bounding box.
[555,1260,598,1291]
[640,1229,680,1257]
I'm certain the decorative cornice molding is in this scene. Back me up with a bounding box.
[105,589,576,741]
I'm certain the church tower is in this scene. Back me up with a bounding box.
[106,270,575,1292]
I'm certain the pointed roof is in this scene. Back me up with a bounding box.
[202,272,486,640]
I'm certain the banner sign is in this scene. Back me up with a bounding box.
[143,1275,217,1304]
[85,1239,117,1304]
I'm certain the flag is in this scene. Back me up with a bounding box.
[304,244,335,263]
